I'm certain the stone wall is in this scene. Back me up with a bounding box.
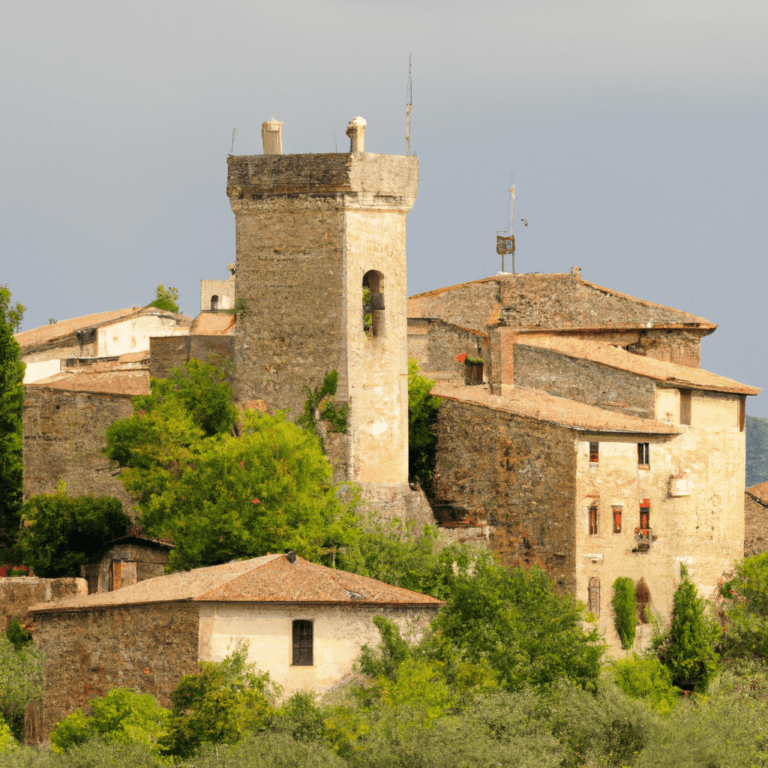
[0,577,86,633]
[406,318,486,377]
[745,491,768,557]
[432,399,578,592]
[513,344,657,419]
[149,335,234,380]
[28,603,200,744]
[23,387,136,514]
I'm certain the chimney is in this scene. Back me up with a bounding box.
[261,120,283,155]
[346,116,366,153]
[285,550,296,564]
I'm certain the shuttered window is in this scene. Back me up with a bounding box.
[292,620,313,666]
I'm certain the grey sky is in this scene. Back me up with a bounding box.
[2,1,767,413]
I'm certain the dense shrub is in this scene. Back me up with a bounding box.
[610,655,680,715]
[611,577,637,649]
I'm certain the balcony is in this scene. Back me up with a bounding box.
[633,528,653,553]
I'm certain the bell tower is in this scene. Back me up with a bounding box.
[227,119,419,486]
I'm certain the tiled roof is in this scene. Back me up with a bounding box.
[27,369,150,397]
[189,313,236,335]
[30,554,444,614]
[518,336,760,396]
[431,381,681,435]
[15,307,191,354]
[746,482,768,507]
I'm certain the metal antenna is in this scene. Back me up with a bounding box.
[230,128,237,155]
[406,54,413,156]
[496,173,516,273]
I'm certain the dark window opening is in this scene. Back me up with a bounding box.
[363,270,385,338]
[638,443,650,467]
[588,577,600,617]
[292,620,313,666]
[635,578,651,623]
[639,504,650,532]
[589,442,599,464]
[680,389,692,425]
[589,506,599,536]
[211,295,219,310]
[612,505,622,533]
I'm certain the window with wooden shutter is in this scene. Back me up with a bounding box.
[612,505,622,533]
[588,577,600,617]
[589,506,599,535]
[589,442,599,464]
[292,620,313,666]
[635,578,651,623]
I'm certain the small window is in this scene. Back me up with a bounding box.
[612,505,622,533]
[635,578,651,623]
[589,506,599,535]
[588,577,600,617]
[638,443,650,468]
[639,503,650,532]
[211,295,219,310]
[679,389,691,425]
[363,271,385,338]
[589,442,599,464]
[292,620,313,666]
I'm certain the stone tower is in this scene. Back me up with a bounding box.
[227,119,419,486]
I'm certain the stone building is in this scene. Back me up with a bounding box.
[745,482,768,557]
[411,270,759,650]
[200,265,236,311]
[16,307,191,384]
[28,552,442,743]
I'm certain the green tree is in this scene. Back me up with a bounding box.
[407,358,441,486]
[424,556,604,693]
[0,635,43,741]
[4,620,31,651]
[164,645,275,758]
[611,577,637,650]
[295,370,348,439]
[610,654,681,715]
[655,563,720,692]
[105,361,358,571]
[16,488,130,578]
[721,551,768,661]
[49,688,169,754]
[0,286,25,561]
[146,284,180,313]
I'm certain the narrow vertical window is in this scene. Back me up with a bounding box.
[211,295,219,311]
[679,389,692,425]
[588,577,601,617]
[363,271,385,338]
[589,442,599,464]
[638,443,650,468]
[292,620,313,666]
[612,505,622,533]
[589,506,599,535]
[639,501,650,532]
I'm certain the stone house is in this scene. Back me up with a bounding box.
[410,271,759,650]
[28,552,442,743]
[16,307,191,385]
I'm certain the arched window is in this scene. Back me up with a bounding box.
[588,577,601,617]
[362,270,385,338]
[211,295,219,310]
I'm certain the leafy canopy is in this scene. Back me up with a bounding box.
[0,285,25,559]
[611,576,637,650]
[0,635,43,742]
[721,551,768,661]
[105,360,358,570]
[49,688,169,754]
[16,487,130,578]
[407,357,441,486]
[655,563,720,692]
[146,284,180,313]
[164,645,276,758]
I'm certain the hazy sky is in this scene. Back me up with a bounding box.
[2,1,767,413]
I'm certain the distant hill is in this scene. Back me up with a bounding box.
[746,416,768,488]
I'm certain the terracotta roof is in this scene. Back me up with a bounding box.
[431,381,681,435]
[518,336,760,396]
[189,313,236,335]
[746,482,768,507]
[15,307,191,354]
[118,350,151,363]
[30,554,444,614]
[27,369,150,397]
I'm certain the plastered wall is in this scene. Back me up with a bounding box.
[574,389,745,652]
[198,602,438,698]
